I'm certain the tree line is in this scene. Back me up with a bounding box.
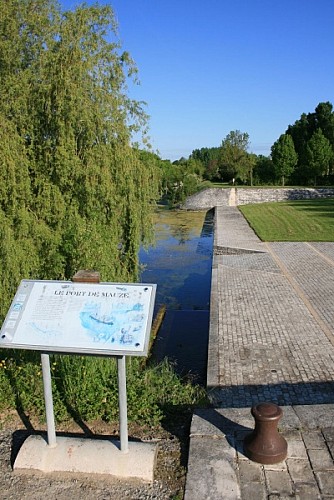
[156,101,334,204]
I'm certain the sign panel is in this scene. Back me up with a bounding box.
[0,280,156,356]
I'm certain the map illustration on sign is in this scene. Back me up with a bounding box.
[79,300,144,346]
[0,280,156,356]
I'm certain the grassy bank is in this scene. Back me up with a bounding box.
[0,351,207,427]
[239,198,334,241]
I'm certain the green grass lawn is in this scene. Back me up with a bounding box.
[239,198,334,241]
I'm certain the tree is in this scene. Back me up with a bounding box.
[159,157,205,206]
[305,129,333,185]
[190,147,221,180]
[238,153,257,186]
[271,134,298,186]
[312,102,334,150]
[286,102,334,183]
[253,155,275,185]
[0,0,159,320]
[219,130,250,182]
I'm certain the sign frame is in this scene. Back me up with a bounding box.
[0,276,157,453]
[0,279,156,357]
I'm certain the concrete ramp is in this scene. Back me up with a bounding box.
[214,206,266,255]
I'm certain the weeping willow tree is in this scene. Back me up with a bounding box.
[0,0,160,320]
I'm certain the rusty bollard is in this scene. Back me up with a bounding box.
[244,402,288,464]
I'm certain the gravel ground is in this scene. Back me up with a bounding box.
[0,416,189,500]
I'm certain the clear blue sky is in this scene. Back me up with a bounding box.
[60,0,334,161]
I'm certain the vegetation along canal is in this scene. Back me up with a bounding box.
[139,208,214,385]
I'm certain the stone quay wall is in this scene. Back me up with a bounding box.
[182,188,230,210]
[183,187,334,210]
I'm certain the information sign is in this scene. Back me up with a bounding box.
[0,280,156,356]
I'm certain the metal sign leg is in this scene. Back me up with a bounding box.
[41,353,57,447]
[117,355,129,453]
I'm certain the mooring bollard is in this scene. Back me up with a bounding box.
[244,402,288,464]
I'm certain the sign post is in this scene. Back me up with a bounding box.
[41,353,57,448]
[117,355,129,453]
[0,271,157,480]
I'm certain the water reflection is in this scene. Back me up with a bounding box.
[139,209,214,384]
[170,224,192,245]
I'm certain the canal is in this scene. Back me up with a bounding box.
[139,208,214,385]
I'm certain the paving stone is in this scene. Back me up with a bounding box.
[294,405,334,429]
[294,482,322,499]
[184,436,241,500]
[324,443,334,460]
[263,461,288,472]
[278,410,300,430]
[271,242,334,337]
[265,470,293,495]
[240,480,266,499]
[322,427,334,443]
[322,421,334,450]
[268,497,296,500]
[322,428,334,459]
[308,448,334,471]
[315,471,334,495]
[236,442,248,460]
[287,439,308,459]
[238,460,263,482]
[281,429,302,441]
[286,459,315,483]
[302,430,328,450]
[216,408,254,428]
[190,409,235,437]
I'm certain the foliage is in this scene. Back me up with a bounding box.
[271,134,298,186]
[240,198,334,241]
[253,155,276,185]
[0,0,160,321]
[287,102,334,184]
[237,153,257,186]
[184,101,334,187]
[0,352,207,426]
[219,130,251,182]
[190,131,256,185]
[190,147,221,181]
[159,157,205,206]
[305,129,333,185]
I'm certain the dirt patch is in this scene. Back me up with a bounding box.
[0,412,191,499]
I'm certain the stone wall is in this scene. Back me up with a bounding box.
[182,188,230,210]
[183,187,334,209]
[236,187,334,205]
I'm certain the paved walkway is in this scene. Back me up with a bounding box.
[185,206,334,499]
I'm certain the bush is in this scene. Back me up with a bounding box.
[0,351,207,426]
